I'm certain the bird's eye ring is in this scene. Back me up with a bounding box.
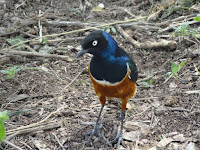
[92,40,98,46]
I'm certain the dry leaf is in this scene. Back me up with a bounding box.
[190,3,200,12]
[34,140,49,150]
[92,6,103,12]
[186,142,197,150]
[123,131,142,142]
[157,137,173,148]
[7,94,29,102]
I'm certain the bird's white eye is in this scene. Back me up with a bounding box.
[92,40,98,46]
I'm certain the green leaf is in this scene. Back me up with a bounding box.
[105,28,111,33]
[0,111,9,122]
[7,36,25,50]
[42,37,47,44]
[0,70,9,74]
[166,72,172,77]
[0,124,6,142]
[194,14,200,22]
[171,62,179,76]
[0,66,19,79]
[111,26,117,34]
[0,111,9,143]
[81,80,90,86]
[137,79,154,88]
[179,61,185,68]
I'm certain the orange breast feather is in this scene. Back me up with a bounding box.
[88,66,137,101]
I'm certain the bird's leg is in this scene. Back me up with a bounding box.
[110,110,126,147]
[87,105,104,143]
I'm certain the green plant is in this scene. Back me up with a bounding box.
[194,14,200,22]
[138,73,154,88]
[0,111,9,143]
[0,66,57,80]
[7,36,25,50]
[173,14,200,39]
[173,23,189,38]
[104,26,117,34]
[0,66,20,79]
[171,61,186,78]
[139,79,153,88]
[167,61,186,90]
[41,37,48,44]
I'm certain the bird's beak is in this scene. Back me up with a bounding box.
[77,48,87,58]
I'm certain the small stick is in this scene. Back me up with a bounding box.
[0,50,73,61]
[46,20,103,27]
[38,10,43,43]
[158,20,199,33]
[130,96,159,101]
[6,106,69,135]
[64,69,85,89]
[19,30,37,38]
[3,140,23,150]
[24,45,37,52]
[52,133,65,150]
[116,25,177,49]
[20,141,33,150]
[2,16,147,50]
[31,37,84,44]
[184,90,200,94]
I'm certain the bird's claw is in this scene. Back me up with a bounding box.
[87,124,103,143]
[109,133,126,148]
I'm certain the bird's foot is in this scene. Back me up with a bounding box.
[86,123,103,143]
[109,132,126,148]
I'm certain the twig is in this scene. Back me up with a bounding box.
[130,96,159,101]
[0,31,19,37]
[64,69,85,89]
[31,37,84,44]
[1,16,147,50]
[19,30,37,38]
[147,0,176,21]
[24,45,37,52]
[38,10,43,43]
[46,20,103,27]
[184,90,200,94]
[5,132,20,141]
[20,141,33,150]
[7,122,61,135]
[158,14,197,27]
[163,74,173,84]
[6,106,69,135]
[158,20,199,34]
[15,8,51,29]
[52,133,66,150]
[0,50,73,61]
[116,25,177,50]
[167,107,190,112]
[119,7,135,18]
[3,140,23,150]
[137,70,165,83]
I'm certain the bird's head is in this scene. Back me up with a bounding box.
[77,30,117,58]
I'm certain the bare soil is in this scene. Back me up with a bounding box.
[0,0,200,149]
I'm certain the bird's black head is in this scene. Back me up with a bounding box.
[77,30,111,57]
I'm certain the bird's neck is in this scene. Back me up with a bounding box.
[97,43,118,61]
[93,49,127,66]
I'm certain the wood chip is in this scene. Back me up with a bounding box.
[7,94,29,102]
[157,138,173,148]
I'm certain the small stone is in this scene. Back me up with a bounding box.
[186,142,196,150]
[98,3,104,8]
[61,110,74,117]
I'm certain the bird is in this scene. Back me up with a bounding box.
[77,30,138,147]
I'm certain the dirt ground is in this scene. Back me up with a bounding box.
[0,0,200,149]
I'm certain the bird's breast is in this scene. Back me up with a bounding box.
[88,65,137,99]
